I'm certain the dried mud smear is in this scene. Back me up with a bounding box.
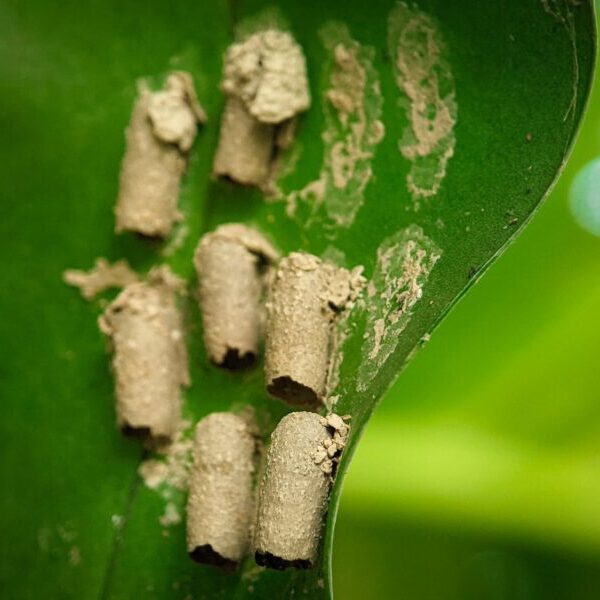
[187,413,258,568]
[194,224,277,368]
[116,72,206,237]
[320,247,366,408]
[357,225,441,391]
[388,2,457,207]
[63,258,139,300]
[138,419,194,527]
[98,267,190,440]
[285,23,384,230]
[254,412,347,570]
[265,252,364,408]
[213,30,310,187]
[38,523,82,567]
[138,419,194,493]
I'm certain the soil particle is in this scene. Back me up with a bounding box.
[194,224,278,368]
[254,412,347,569]
[314,413,350,475]
[160,502,182,527]
[63,258,139,300]
[187,413,259,568]
[265,252,364,408]
[138,459,170,490]
[111,515,125,530]
[115,71,205,237]
[98,266,190,441]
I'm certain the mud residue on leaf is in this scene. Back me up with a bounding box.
[324,269,366,408]
[320,245,347,268]
[63,258,139,300]
[357,225,441,391]
[161,224,189,258]
[388,2,457,207]
[324,324,350,410]
[317,246,366,408]
[38,523,81,567]
[138,418,194,527]
[138,420,194,491]
[159,502,182,527]
[283,23,384,231]
[325,263,366,405]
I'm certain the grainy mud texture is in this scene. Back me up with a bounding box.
[137,419,194,528]
[254,412,349,570]
[212,97,275,186]
[186,413,258,570]
[388,2,456,207]
[194,224,278,369]
[222,29,310,123]
[316,247,366,409]
[357,225,441,392]
[115,71,206,237]
[63,258,139,300]
[213,29,310,187]
[265,252,363,408]
[98,267,190,441]
[283,23,384,231]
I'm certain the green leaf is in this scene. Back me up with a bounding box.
[0,1,595,599]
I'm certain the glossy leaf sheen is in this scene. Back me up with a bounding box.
[0,1,595,598]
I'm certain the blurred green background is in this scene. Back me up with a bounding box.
[333,8,600,599]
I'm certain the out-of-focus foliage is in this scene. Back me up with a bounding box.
[335,10,600,598]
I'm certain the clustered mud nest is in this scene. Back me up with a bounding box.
[64,26,364,573]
